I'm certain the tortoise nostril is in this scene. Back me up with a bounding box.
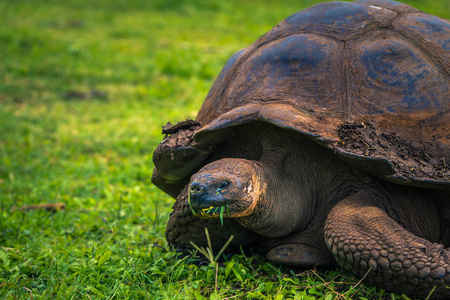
[189,182,205,194]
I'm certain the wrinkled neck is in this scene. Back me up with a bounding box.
[235,145,312,236]
[236,135,362,238]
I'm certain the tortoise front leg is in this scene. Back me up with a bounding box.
[324,192,450,298]
[265,228,336,268]
[266,242,336,268]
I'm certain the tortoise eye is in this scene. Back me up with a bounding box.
[217,181,228,191]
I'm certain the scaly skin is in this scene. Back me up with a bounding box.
[325,192,450,299]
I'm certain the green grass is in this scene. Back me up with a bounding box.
[0,0,448,299]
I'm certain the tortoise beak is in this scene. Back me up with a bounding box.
[188,181,232,217]
[188,182,208,209]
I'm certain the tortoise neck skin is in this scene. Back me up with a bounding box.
[234,128,367,239]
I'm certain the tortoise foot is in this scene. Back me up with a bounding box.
[267,243,336,268]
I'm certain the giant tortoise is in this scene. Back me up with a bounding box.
[152,0,450,297]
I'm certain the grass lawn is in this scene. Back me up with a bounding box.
[1,0,449,299]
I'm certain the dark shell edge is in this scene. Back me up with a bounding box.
[194,103,450,191]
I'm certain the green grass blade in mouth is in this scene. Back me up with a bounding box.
[199,206,215,217]
[220,205,225,226]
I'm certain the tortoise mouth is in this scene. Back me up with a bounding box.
[188,192,237,218]
[189,198,255,220]
[194,204,232,218]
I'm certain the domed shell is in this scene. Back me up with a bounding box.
[193,0,450,189]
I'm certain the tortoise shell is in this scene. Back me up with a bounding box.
[192,0,450,188]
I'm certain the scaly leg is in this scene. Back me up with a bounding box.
[325,192,450,298]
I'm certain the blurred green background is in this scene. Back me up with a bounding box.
[1,0,449,298]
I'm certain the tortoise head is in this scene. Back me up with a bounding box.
[188,158,265,219]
